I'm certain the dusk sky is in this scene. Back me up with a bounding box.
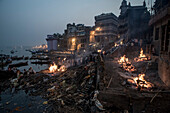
[0,0,154,47]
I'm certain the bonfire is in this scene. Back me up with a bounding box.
[49,63,58,73]
[128,74,153,88]
[134,48,150,62]
[118,55,136,72]
[49,63,66,73]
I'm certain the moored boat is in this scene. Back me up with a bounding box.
[9,61,28,68]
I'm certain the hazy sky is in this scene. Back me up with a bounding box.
[0,0,154,47]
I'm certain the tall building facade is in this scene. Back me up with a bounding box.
[118,0,150,42]
[94,13,118,47]
[149,0,170,86]
[65,23,91,51]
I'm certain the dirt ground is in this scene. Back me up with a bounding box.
[98,49,170,113]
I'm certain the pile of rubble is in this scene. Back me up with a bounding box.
[0,55,105,112]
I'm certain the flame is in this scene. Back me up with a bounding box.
[49,63,66,73]
[139,48,146,58]
[49,63,58,73]
[120,41,123,45]
[97,50,101,53]
[132,74,153,88]
[134,48,149,62]
[118,55,136,72]
[118,55,129,64]
[58,65,66,72]
[115,43,119,47]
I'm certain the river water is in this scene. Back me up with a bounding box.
[0,89,47,113]
[0,46,49,72]
[0,46,49,113]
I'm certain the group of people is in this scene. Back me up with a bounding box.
[8,67,36,79]
[74,53,99,66]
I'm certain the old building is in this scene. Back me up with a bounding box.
[65,23,91,51]
[118,0,150,42]
[46,35,58,51]
[94,13,118,47]
[149,0,170,86]
[46,33,67,51]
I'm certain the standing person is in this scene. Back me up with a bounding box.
[1,58,4,70]
[16,70,21,79]
[28,67,36,74]
[23,69,27,75]
[89,54,92,62]
[85,56,88,64]
[8,67,16,78]
[101,50,104,60]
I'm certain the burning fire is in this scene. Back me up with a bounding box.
[118,55,129,64]
[58,65,66,72]
[49,63,66,73]
[129,74,153,88]
[49,63,58,73]
[118,55,136,72]
[97,50,102,53]
[134,48,149,62]
[114,43,119,47]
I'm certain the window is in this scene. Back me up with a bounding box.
[155,28,159,40]
[165,23,170,52]
[161,25,165,51]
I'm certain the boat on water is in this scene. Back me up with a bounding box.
[24,56,29,60]
[10,50,18,54]
[30,55,49,60]
[9,61,28,68]
[31,61,51,65]
[10,50,14,54]
[28,49,48,54]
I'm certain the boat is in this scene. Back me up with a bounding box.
[10,50,14,54]
[24,57,29,60]
[9,61,28,68]
[31,61,51,65]
[10,50,17,54]
[11,56,24,60]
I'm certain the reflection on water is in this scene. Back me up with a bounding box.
[0,89,47,113]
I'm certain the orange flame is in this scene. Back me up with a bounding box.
[134,48,149,62]
[140,48,146,58]
[49,63,58,73]
[115,43,119,47]
[118,55,136,72]
[132,74,152,88]
[58,65,66,72]
[49,63,66,73]
[118,55,129,64]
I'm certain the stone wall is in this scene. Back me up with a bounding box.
[158,56,170,87]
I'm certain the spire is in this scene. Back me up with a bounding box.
[120,0,127,9]
[128,2,131,7]
[143,0,146,7]
[120,0,128,15]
